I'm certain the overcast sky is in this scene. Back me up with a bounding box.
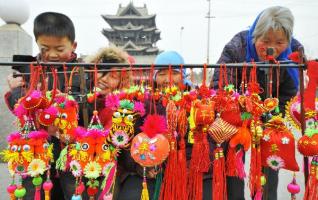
[1,0,318,63]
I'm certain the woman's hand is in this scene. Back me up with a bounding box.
[7,73,25,90]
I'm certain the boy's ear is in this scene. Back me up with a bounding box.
[72,41,77,52]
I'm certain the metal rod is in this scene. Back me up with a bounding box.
[0,61,306,68]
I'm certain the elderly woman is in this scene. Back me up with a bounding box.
[85,47,131,96]
[211,6,302,200]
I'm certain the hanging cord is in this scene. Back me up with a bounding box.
[169,64,172,89]
[241,63,247,94]
[180,64,184,91]
[149,64,157,115]
[68,67,79,91]
[48,67,58,106]
[269,65,273,98]
[120,66,127,90]
[218,63,228,90]
[139,68,143,87]
[230,67,234,85]
[94,64,98,111]
[218,64,224,90]
[235,67,238,92]
[276,62,280,98]
[63,63,69,94]
[202,63,207,87]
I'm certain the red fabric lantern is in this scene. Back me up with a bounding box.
[193,99,215,126]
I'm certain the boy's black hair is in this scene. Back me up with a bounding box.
[33,12,75,42]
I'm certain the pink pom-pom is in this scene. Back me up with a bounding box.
[7,132,21,142]
[65,99,78,109]
[118,91,127,100]
[54,96,65,104]
[141,114,167,138]
[74,127,87,139]
[236,148,246,179]
[86,129,106,139]
[133,101,145,116]
[30,90,42,99]
[287,178,300,194]
[13,104,27,117]
[7,184,17,193]
[43,181,53,191]
[43,106,58,116]
[76,182,85,194]
[28,130,49,140]
[105,94,120,110]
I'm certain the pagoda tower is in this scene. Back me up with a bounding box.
[102,2,161,63]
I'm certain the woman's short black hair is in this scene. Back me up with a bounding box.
[33,12,75,42]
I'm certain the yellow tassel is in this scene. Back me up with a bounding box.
[9,193,15,200]
[187,105,196,144]
[45,190,50,200]
[140,181,149,200]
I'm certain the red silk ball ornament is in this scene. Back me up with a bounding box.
[298,134,318,156]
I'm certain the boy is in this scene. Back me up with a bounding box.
[5,12,80,200]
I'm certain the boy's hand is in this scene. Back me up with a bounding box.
[147,168,158,178]
[48,126,59,137]
[7,73,25,90]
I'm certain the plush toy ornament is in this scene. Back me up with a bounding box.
[131,114,169,200]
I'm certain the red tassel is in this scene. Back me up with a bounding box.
[159,139,178,200]
[187,129,209,200]
[200,131,211,172]
[212,147,227,200]
[254,190,262,200]
[249,145,257,197]
[159,101,178,200]
[249,144,262,198]
[226,146,237,177]
[176,138,187,200]
[304,157,318,200]
[35,186,41,200]
[175,109,187,200]
[226,147,246,179]
[236,148,246,179]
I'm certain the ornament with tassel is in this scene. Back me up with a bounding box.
[287,173,300,200]
[7,176,17,200]
[14,177,26,200]
[32,176,43,200]
[43,171,53,200]
[130,115,170,200]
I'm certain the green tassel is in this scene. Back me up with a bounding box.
[241,112,251,120]
[275,106,280,114]
[152,170,163,200]
[56,145,68,171]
